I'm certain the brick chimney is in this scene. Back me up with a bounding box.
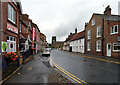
[23,14,29,19]
[104,5,111,15]
[85,22,88,29]
[75,28,77,33]
[70,32,72,35]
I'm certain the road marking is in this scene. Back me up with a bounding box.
[0,67,21,84]
[50,58,89,85]
[64,51,120,64]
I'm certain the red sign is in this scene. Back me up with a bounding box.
[7,23,18,34]
[32,27,35,41]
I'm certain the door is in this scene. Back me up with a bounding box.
[107,43,111,57]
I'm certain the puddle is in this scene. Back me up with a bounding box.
[39,56,51,67]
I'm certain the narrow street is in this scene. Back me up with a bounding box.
[2,54,70,84]
[50,49,120,83]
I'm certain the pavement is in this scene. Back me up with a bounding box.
[50,49,120,84]
[2,53,71,84]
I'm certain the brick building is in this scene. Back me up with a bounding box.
[40,33,47,52]
[85,5,120,58]
[1,1,22,54]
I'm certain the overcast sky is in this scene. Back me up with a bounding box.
[21,0,119,43]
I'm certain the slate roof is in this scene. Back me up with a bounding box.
[94,13,120,21]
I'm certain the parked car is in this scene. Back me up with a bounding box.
[42,48,50,57]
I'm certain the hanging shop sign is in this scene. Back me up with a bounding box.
[32,27,35,41]
[2,41,7,52]
[7,23,18,34]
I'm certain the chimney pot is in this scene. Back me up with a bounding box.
[104,5,111,15]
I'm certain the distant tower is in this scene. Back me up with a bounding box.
[118,1,120,15]
[52,36,56,48]
[52,36,56,44]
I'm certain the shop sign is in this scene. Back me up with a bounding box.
[32,27,35,41]
[7,23,18,34]
[2,41,7,52]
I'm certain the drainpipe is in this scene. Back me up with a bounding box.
[0,0,2,82]
[102,17,104,56]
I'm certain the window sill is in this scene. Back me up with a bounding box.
[8,18,16,26]
[112,50,120,52]
[110,33,118,35]
[96,36,101,38]
[96,50,101,52]
[87,50,91,51]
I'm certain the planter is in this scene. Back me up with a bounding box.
[4,57,13,63]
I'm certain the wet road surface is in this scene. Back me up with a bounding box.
[2,54,54,84]
[50,49,120,84]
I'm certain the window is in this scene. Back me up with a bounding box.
[87,42,91,51]
[79,46,81,49]
[96,40,101,51]
[92,18,95,26]
[8,3,16,24]
[19,22,21,32]
[79,40,81,43]
[111,25,118,35]
[88,30,91,40]
[97,26,101,37]
[113,43,120,51]
[7,35,16,52]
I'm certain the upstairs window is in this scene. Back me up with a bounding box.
[88,30,91,40]
[111,25,118,35]
[97,26,101,37]
[8,3,16,24]
[92,18,95,26]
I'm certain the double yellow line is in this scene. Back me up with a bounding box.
[51,59,89,85]
[64,51,120,64]
[0,67,21,84]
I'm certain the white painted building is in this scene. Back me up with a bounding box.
[70,31,85,53]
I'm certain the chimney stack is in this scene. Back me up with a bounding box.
[104,5,111,15]
[75,28,77,33]
[85,22,88,29]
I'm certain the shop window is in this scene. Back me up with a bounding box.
[10,43,13,48]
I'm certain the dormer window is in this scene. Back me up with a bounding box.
[92,18,95,26]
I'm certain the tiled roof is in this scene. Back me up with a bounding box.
[70,31,85,42]
[64,33,76,42]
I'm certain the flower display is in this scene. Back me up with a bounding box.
[5,51,22,63]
